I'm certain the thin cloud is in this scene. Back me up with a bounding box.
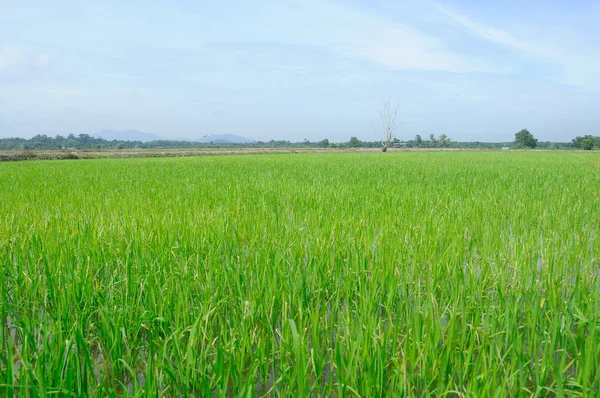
[0,47,24,71]
[0,45,50,74]
[296,0,509,73]
[37,53,49,65]
[357,46,510,74]
[49,88,83,96]
[433,2,600,91]
[433,3,547,55]
[102,73,142,80]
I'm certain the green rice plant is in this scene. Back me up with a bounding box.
[0,151,599,396]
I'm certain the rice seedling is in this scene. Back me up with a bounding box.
[0,151,598,396]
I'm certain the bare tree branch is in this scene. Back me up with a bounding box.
[376,99,400,152]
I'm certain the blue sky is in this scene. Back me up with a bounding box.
[1,0,599,142]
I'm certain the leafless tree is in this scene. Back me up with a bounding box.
[377,99,400,152]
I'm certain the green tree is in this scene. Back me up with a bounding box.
[79,134,91,144]
[572,135,600,148]
[415,134,423,147]
[514,129,537,149]
[438,134,450,148]
[582,138,594,150]
[348,136,362,148]
[429,134,437,148]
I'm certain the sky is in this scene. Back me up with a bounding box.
[1,0,599,142]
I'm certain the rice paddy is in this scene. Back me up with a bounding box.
[1,151,599,396]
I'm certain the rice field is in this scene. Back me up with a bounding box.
[1,151,599,396]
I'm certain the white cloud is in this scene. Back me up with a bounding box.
[357,46,509,74]
[49,88,82,96]
[0,45,50,75]
[101,73,142,80]
[37,53,49,65]
[0,47,24,71]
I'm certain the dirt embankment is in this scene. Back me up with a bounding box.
[0,148,358,162]
[0,147,422,162]
[0,147,512,162]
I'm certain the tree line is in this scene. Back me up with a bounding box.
[0,131,596,151]
[513,129,598,150]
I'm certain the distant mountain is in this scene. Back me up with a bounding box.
[94,129,165,142]
[197,134,255,144]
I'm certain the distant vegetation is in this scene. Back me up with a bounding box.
[514,128,538,149]
[571,134,600,150]
[1,131,594,151]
